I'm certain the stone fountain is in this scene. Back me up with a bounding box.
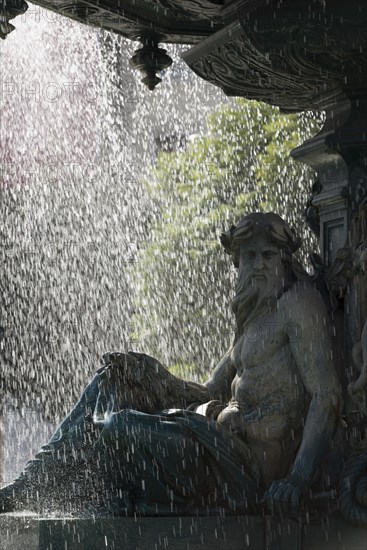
[1,1,367,549]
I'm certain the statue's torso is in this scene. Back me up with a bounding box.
[231,308,306,417]
[217,305,307,482]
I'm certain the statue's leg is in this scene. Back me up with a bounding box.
[0,372,102,513]
[86,409,261,516]
[0,375,261,516]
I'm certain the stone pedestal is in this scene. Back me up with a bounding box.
[0,514,265,550]
[0,513,39,550]
[1,513,367,550]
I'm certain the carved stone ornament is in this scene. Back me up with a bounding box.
[148,0,223,22]
[7,0,365,99]
[129,39,173,90]
[348,318,367,413]
[183,2,367,111]
[25,0,224,47]
[326,248,360,301]
[340,317,367,526]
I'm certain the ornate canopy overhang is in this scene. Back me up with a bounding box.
[2,0,367,110]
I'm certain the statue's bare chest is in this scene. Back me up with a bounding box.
[231,311,288,373]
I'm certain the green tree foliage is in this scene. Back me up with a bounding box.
[133,99,323,380]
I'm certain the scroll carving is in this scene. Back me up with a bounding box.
[183,6,367,111]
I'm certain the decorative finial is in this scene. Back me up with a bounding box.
[0,0,28,39]
[129,37,173,91]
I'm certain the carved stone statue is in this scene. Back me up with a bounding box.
[340,316,367,525]
[348,318,367,412]
[0,212,342,517]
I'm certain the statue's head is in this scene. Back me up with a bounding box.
[221,212,308,337]
[220,212,301,268]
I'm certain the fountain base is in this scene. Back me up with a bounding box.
[1,512,366,550]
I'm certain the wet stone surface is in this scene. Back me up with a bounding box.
[0,513,39,550]
[0,514,264,550]
[1,513,367,550]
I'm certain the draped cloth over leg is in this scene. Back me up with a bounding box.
[0,369,261,516]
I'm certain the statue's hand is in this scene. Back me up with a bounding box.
[97,352,168,414]
[127,351,169,377]
[263,476,305,514]
[100,351,172,390]
[101,352,127,368]
[99,350,209,410]
[100,352,147,385]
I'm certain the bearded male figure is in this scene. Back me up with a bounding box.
[0,212,341,516]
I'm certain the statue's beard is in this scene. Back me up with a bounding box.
[232,267,288,341]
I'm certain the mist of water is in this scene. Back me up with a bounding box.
[0,4,228,483]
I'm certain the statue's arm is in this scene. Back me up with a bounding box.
[266,287,342,505]
[151,352,236,406]
[119,351,210,407]
[288,289,341,485]
[204,351,236,402]
[126,350,235,407]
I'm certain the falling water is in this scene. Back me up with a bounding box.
[0,4,229,483]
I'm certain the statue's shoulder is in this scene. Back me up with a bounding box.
[278,280,327,319]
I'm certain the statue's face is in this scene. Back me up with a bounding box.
[239,235,284,289]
